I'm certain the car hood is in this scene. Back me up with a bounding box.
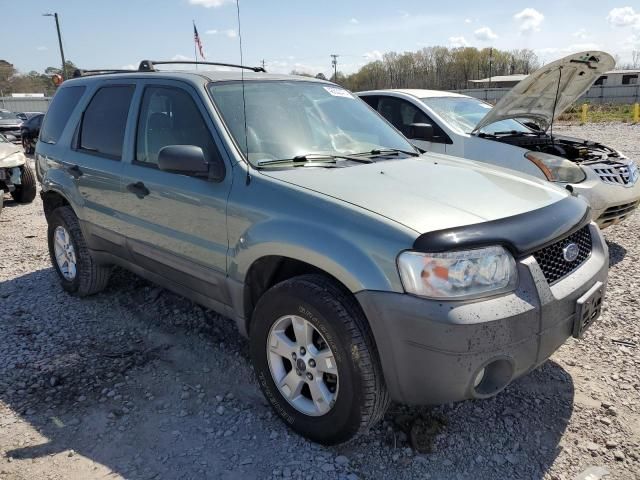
[0,142,24,167]
[473,51,615,133]
[0,118,22,127]
[261,154,569,234]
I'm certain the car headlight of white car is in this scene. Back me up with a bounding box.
[525,151,586,183]
[397,246,518,300]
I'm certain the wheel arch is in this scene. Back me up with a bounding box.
[243,256,360,333]
[41,189,73,221]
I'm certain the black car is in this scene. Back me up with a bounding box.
[0,110,23,140]
[15,111,44,122]
[20,113,44,154]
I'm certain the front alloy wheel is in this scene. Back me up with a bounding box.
[267,315,339,416]
[250,274,390,444]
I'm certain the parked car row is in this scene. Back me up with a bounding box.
[357,51,640,229]
[32,54,614,444]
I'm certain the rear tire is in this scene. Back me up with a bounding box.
[11,164,36,204]
[47,206,111,296]
[249,274,390,444]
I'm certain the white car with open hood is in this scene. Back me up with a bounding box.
[357,51,640,228]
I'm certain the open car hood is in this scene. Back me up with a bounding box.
[473,51,615,133]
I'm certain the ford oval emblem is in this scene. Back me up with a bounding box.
[563,243,580,262]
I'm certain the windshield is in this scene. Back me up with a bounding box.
[0,111,20,121]
[208,81,416,165]
[420,96,532,135]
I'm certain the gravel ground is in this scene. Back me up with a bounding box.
[0,124,639,480]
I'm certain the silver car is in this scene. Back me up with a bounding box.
[37,61,608,444]
[358,51,640,228]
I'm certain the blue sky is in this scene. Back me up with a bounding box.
[5,1,640,76]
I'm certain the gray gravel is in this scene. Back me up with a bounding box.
[1,123,639,480]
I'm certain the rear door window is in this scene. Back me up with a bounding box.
[79,85,135,159]
[40,86,86,144]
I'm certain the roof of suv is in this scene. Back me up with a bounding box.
[64,69,332,85]
[358,89,468,99]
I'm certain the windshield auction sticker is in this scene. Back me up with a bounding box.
[323,86,354,98]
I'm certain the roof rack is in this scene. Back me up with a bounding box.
[72,68,137,78]
[71,60,267,79]
[138,60,266,73]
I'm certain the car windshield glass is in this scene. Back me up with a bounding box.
[420,96,532,134]
[0,111,19,120]
[208,81,416,165]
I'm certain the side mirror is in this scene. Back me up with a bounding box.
[409,123,434,141]
[158,145,210,177]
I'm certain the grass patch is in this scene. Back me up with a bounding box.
[558,103,639,123]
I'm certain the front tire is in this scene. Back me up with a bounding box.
[250,274,390,444]
[11,164,36,204]
[47,206,111,296]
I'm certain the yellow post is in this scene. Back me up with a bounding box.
[581,103,588,124]
[634,103,640,124]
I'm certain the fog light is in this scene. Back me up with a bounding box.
[473,368,486,388]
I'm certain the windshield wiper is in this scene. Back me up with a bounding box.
[352,148,419,158]
[257,153,373,167]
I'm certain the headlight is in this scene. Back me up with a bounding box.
[397,246,517,299]
[525,152,586,183]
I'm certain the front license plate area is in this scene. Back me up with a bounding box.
[572,281,604,339]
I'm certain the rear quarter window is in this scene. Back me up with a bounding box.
[40,86,86,144]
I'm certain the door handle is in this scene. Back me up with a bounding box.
[66,164,83,179]
[126,181,150,199]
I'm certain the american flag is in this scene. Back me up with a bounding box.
[193,22,205,60]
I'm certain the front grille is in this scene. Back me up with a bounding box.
[591,161,639,186]
[532,226,592,285]
[597,200,640,227]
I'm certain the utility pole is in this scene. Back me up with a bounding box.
[330,54,339,81]
[488,47,493,90]
[43,13,67,79]
[261,59,266,70]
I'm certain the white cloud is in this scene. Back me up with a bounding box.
[474,26,498,41]
[464,18,472,24]
[536,43,601,60]
[573,28,588,40]
[120,64,137,70]
[607,7,640,28]
[206,29,237,38]
[514,8,544,34]
[188,0,232,8]
[171,54,192,61]
[349,18,359,24]
[449,36,469,48]
[364,50,384,61]
[399,10,410,18]
[36,46,48,51]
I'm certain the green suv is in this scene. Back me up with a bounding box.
[36,61,608,444]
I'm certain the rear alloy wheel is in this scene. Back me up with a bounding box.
[250,274,390,444]
[47,206,111,296]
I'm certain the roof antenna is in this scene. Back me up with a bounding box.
[549,66,562,145]
[235,0,251,186]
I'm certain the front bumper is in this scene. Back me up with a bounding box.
[356,223,609,405]
[571,170,640,229]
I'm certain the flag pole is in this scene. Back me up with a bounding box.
[193,20,198,70]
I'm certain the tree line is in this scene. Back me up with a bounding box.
[293,46,541,91]
[0,60,78,97]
